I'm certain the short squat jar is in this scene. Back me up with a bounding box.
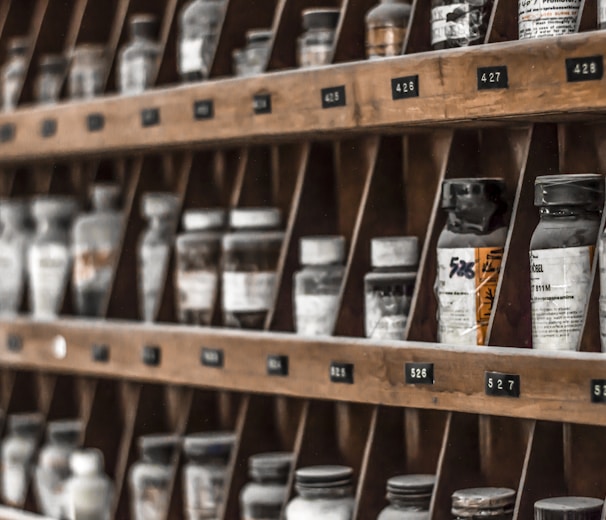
[69,44,106,100]
[436,178,508,346]
[430,0,493,50]
[534,496,604,520]
[297,8,340,68]
[365,0,412,59]
[233,29,272,77]
[240,452,294,520]
[35,54,68,105]
[530,174,604,352]
[222,208,283,329]
[175,208,225,325]
[519,0,581,40]
[1,37,28,112]
[365,236,418,340]
[451,487,515,519]
[378,474,435,520]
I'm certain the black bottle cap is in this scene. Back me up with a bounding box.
[129,13,159,40]
[39,54,68,75]
[246,29,272,45]
[534,497,604,520]
[249,452,294,482]
[534,174,604,209]
[138,433,181,464]
[301,8,341,30]
[295,465,353,489]
[387,474,435,506]
[441,178,506,210]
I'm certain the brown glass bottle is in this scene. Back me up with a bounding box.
[431,0,493,50]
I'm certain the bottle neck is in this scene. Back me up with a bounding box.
[149,216,175,232]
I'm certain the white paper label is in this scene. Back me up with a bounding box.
[431,3,471,45]
[295,294,340,336]
[600,0,606,24]
[177,270,217,311]
[222,271,276,312]
[180,38,203,74]
[2,462,27,505]
[140,244,170,322]
[530,246,592,351]
[0,243,24,313]
[119,55,154,95]
[518,0,581,39]
[29,243,71,318]
[185,465,226,514]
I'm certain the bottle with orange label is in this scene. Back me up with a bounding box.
[436,178,508,346]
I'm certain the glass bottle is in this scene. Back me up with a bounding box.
[222,208,283,329]
[138,192,180,322]
[175,208,225,326]
[35,54,67,105]
[365,236,418,341]
[532,174,604,352]
[378,474,435,520]
[129,434,181,520]
[451,487,515,519]
[178,0,226,82]
[64,449,114,520]
[29,196,79,319]
[365,0,412,59]
[183,431,236,520]
[293,236,345,336]
[72,184,123,318]
[68,44,106,100]
[1,412,44,507]
[1,37,28,112]
[232,29,272,77]
[118,14,161,95]
[600,0,606,29]
[0,199,32,316]
[519,0,581,40]
[436,178,508,346]
[240,452,294,520]
[430,0,493,50]
[33,419,82,518]
[534,497,604,520]
[285,466,355,520]
[297,8,341,68]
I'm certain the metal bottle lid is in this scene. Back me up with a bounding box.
[534,174,605,209]
[138,433,181,465]
[302,8,341,30]
[300,235,346,265]
[442,178,506,210]
[249,451,294,481]
[534,497,604,520]
[182,208,226,231]
[32,195,79,223]
[229,207,281,230]
[70,448,104,476]
[371,236,418,268]
[295,465,353,490]
[47,419,82,446]
[71,44,106,62]
[183,431,236,460]
[91,183,122,212]
[451,487,516,517]
[246,29,273,45]
[386,474,435,506]
[8,412,44,437]
[129,13,159,40]
[141,192,180,219]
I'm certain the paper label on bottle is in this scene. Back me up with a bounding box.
[140,244,170,321]
[177,270,217,311]
[437,247,503,346]
[366,26,406,58]
[73,247,115,290]
[0,243,24,313]
[295,294,340,336]
[530,246,593,351]
[518,0,580,39]
[185,465,226,514]
[365,292,410,340]
[2,461,27,505]
[180,39,204,74]
[431,3,476,45]
[119,55,155,95]
[222,271,276,312]
[29,244,71,317]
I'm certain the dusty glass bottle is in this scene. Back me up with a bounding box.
[175,208,225,326]
[68,44,106,100]
[297,8,341,68]
[0,200,31,316]
[29,196,78,319]
[431,0,493,50]
[519,0,581,40]
[365,0,412,59]
[2,37,28,112]
[64,449,114,520]
[138,192,180,322]
[222,208,283,329]
[294,236,345,336]
[378,474,435,520]
[1,413,44,507]
[178,0,225,82]
[72,184,123,318]
[33,419,82,518]
[532,174,604,352]
[118,14,161,95]
[232,29,272,77]
[451,488,515,519]
[365,236,418,341]
[436,178,508,346]
[35,54,68,105]
[240,452,294,520]
[183,431,236,520]
[534,497,604,520]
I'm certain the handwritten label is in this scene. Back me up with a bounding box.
[201,348,223,368]
[141,108,160,127]
[591,379,606,403]
[405,363,434,385]
[87,113,104,132]
[322,86,346,109]
[267,355,288,376]
[91,344,110,363]
[485,371,520,398]
[253,94,271,115]
[330,362,354,384]
[41,119,57,138]
[391,75,419,100]
[0,123,15,143]
[6,334,22,353]
[477,66,509,90]
[194,100,214,120]
[142,345,161,366]
[566,56,604,82]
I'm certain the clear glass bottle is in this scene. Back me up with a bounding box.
[293,236,345,336]
[178,0,226,82]
[72,184,123,318]
[232,29,272,77]
[240,452,294,520]
[0,199,32,316]
[138,192,180,322]
[183,431,236,520]
[175,208,225,326]
[1,412,44,507]
[534,497,604,520]
[365,0,412,59]
[68,44,106,100]
[29,196,79,319]
[285,465,355,520]
[64,449,114,520]
[431,0,493,50]
[365,236,418,341]
[129,434,181,520]
[532,174,604,352]
[297,8,341,68]
[451,487,515,519]
[222,208,283,329]
[519,0,581,40]
[378,474,435,520]
[1,37,28,112]
[436,178,508,346]
[33,419,82,518]
[35,54,67,105]
[600,0,606,29]
[118,14,161,95]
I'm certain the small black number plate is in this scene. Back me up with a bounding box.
[405,363,434,385]
[6,334,22,353]
[41,119,57,138]
[92,344,110,363]
[87,113,104,132]
[477,66,509,90]
[194,100,214,120]
[322,86,346,109]
[391,75,419,100]
[330,362,354,384]
[201,348,223,368]
[142,345,161,366]
[141,108,160,127]
[0,123,15,143]
[591,379,606,403]
[566,56,604,82]
[253,94,272,114]
[267,355,288,376]
[485,371,520,398]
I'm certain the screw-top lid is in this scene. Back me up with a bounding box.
[0,199,30,226]
[129,13,159,40]
[534,174,605,209]
[249,452,294,482]
[246,28,273,45]
[300,235,346,265]
[7,37,28,57]
[138,434,181,464]
[8,412,44,437]
[71,43,106,61]
[295,465,353,490]
[534,497,604,520]
[452,488,516,517]
[371,236,418,268]
[39,53,68,74]
[91,183,121,212]
[229,207,281,230]
[32,196,78,223]
[182,208,226,231]
[386,474,435,507]
[70,448,104,476]
[141,192,180,220]
[302,8,341,30]
[183,431,236,461]
[442,178,506,210]
[46,419,82,446]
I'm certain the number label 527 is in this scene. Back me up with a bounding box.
[485,372,520,398]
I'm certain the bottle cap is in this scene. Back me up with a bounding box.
[138,433,181,464]
[7,37,28,57]
[371,236,418,268]
[534,497,604,520]
[442,178,506,210]
[229,207,281,230]
[32,196,78,223]
[129,13,159,40]
[300,235,346,265]
[47,419,82,446]
[182,208,226,231]
[295,465,353,490]
[8,412,44,437]
[249,452,294,481]
[141,192,180,219]
[534,174,604,209]
[0,199,30,226]
[183,431,236,460]
[452,487,516,517]
[71,43,106,61]
[39,53,68,74]
[367,0,412,27]
[91,183,122,212]
[246,29,272,45]
[70,449,104,476]
[302,8,341,30]
[387,474,435,506]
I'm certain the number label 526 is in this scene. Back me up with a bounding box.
[449,257,475,279]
